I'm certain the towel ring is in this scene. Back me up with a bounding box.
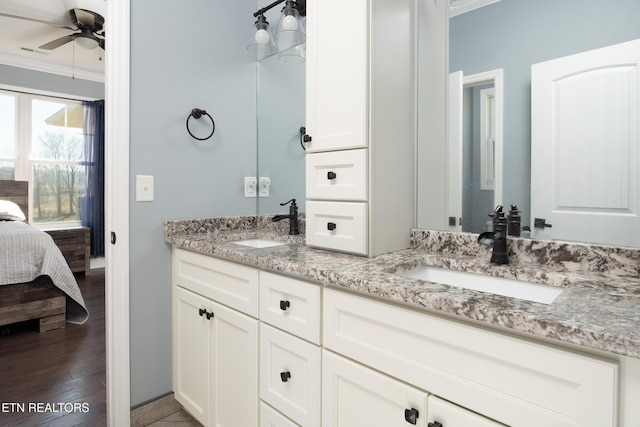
[186,108,216,141]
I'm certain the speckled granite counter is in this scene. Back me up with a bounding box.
[165,216,640,359]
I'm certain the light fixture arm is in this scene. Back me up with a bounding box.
[253,0,306,18]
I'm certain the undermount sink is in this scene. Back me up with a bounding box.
[399,266,563,304]
[232,239,286,249]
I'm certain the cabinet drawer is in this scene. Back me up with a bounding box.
[428,395,505,427]
[173,248,259,317]
[306,149,367,201]
[323,288,618,427]
[260,324,321,427]
[260,402,300,427]
[259,272,321,345]
[305,201,367,255]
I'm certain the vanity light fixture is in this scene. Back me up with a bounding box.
[248,0,306,61]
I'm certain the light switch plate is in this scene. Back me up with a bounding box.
[244,177,257,198]
[259,177,271,198]
[136,175,154,202]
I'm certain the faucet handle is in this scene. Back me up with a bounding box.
[280,199,297,207]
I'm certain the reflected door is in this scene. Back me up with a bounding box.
[531,39,640,247]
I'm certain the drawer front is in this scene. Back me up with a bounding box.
[305,201,367,255]
[323,288,618,427]
[259,272,322,345]
[260,324,321,427]
[306,149,367,201]
[260,402,300,427]
[428,395,505,427]
[173,248,259,317]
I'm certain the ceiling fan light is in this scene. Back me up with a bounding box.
[75,34,100,50]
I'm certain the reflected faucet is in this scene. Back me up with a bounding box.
[272,198,299,235]
[478,205,509,265]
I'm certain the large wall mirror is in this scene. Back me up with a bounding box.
[256,48,306,218]
[436,0,640,248]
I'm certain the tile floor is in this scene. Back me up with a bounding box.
[146,409,202,426]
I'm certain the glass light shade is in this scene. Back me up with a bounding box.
[278,44,305,64]
[274,5,305,49]
[75,34,100,50]
[247,16,277,61]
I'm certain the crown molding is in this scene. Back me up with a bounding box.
[0,51,105,83]
[449,0,500,17]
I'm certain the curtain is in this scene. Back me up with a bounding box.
[81,100,105,257]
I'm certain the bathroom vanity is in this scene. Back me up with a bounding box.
[166,219,640,427]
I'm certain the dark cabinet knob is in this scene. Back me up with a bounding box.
[327,171,337,180]
[280,371,291,382]
[404,408,419,425]
[206,311,214,320]
[199,308,207,317]
[279,300,290,311]
[428,422,443,427]
[327,222,337,231]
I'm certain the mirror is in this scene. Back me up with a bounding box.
[433,0,640,247]
[256,48,306,219]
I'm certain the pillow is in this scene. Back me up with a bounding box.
[0,200,27,222]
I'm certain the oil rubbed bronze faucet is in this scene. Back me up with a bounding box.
[478,205,509,265]
[272,198,299,235]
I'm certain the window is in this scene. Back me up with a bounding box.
[0,88,91,227]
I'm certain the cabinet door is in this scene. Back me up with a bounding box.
[306,0,368,152]
[173,285,212,426]
[210,299,259,427]
[322,350,428,427]
[428,396,505,427]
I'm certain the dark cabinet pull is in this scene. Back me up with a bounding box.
[428,422,443,427]
[280,371,291,382]
[206,311,214,320]
[198,308,207,317]
[327,222,336,231]
[404,408,419,425]
[327,171,337,180]
[279,300,290,311]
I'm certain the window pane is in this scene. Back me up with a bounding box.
[32,163,86,224]
[0,93,16,158]
[31,99,85,161]
[0,162,15,180]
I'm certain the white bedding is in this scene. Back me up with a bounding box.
[0,221,89,324]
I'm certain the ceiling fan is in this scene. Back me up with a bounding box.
[0,8,105,50]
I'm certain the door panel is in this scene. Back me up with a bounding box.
[531,39,640,246]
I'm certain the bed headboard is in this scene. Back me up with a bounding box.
[0,180,29,216]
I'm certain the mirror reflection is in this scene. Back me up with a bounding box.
[446,0,640,247]
[256,49,306,218]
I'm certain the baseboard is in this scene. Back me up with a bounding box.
[130,393,183,427]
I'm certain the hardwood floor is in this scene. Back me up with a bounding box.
[0,269,106,426]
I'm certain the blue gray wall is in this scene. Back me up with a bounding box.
[0,64,104,99]
[129,1,258,405]
[450,0,640,227]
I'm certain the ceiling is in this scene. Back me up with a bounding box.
[0,0,106,82]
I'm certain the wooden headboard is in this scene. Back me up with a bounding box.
[0,180,29,215]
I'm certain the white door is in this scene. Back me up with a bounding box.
[322,350,428,427]
[531,39,640,246]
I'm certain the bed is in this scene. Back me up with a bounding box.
[0,180,88,332]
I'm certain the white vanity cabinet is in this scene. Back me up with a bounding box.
[172,248,259,427]
[304,0,415,257]
[323,288,619,427]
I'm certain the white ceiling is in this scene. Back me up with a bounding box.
[0,0,106,82]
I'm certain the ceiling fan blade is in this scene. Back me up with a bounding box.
[0,11,76,30]
[39,34,75,50]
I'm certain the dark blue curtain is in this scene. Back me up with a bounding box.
[81,100,105,257]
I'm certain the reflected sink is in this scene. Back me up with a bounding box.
[399,266,563,304]
[233,239,286,249]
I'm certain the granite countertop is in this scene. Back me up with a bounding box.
[165,216,640,360]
